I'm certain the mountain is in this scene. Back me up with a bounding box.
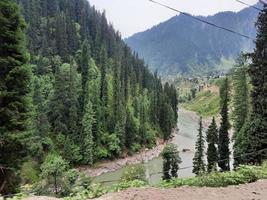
[126,5,261,75]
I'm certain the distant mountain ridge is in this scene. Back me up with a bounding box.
[126,5,261,75]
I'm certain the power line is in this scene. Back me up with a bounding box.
[148,0,255,41]
[234,0,263,11]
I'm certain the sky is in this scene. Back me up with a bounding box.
[89,0,259,38]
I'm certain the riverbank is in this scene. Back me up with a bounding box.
[80,141,166,177]
[80,108,206,178]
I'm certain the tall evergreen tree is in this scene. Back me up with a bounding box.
[81,100,95,165]
[218,78,231,171]
[79,40,91,111]
[206,117,218,172]
[0,0,33,194]
[237,6,267,165]
[68,59,80,137]
[161,144,181,180]
[192,117,206,175]
[232,55,249,133]
[232,54,250,167]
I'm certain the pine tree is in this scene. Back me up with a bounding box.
[161,144,181,180]
[68,59,80,137]
[193,117,206,175]
[49,63,82,164]
[206,117,218,172]
[125,107,137,149]
[238,6,267,164]
[81,100,95,165]
[86,58,101,142]
[79,40,91,111]
[0,0,33,194]
[31,75,53,159]
[218,78,231,171]
[232,54,250,167]
[232,55,249,133]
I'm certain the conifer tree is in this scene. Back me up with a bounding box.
[193,117,206,175]
[68,59,80,137]
[161,144,181,180]
[238,6,267,164]
[206,117,218,172]
[232,55,250,167]
[81,100,95,165]
[232,55,249,133]
[0,0,33,194]
[79,40,91,111]
[218,78,231,171]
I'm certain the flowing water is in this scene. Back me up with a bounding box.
[92,109,200,186]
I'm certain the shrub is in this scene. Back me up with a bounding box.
[161,163,267,188]
[121,164,146,182]
[37,154,68,195]
[129,143,141,154]
[64,180,147,200]
[20,160,40,184]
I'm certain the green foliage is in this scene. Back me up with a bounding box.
[64,180,147,200]
[183,90,220,118]
[0,0,33,194]
[121,164,146,182]
[232,54,250,167]
[206,117,219,172]
[20,161,40,184]
[161,144,182,180]
[218,77,231,171]
[161,162,267,188]
[81,100,95,165]
[1,0,178,195]
[61,169,92,196]
[40,154,68,195]
[232,55,250,133]
[244,7,267,165]
[129,143,142,155]
[193,117,206,175]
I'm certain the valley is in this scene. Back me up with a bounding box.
[1,0,267,199]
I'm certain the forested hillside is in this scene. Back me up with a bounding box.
[0,0,177,194]
[126,5,260,75]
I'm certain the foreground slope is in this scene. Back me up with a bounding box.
[24,180,267,200]
[96,180,267,200]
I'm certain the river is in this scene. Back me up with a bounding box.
[92,109,202,186]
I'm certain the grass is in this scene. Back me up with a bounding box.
[161,162,267,188]
[5,162,267,199]
[182,90,220,118]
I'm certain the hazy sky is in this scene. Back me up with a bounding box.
[89,0,259,38]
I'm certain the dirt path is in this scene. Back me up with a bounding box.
[96,180,267,200]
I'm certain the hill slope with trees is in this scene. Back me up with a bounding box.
[0,0,178,194]
[126,5,260,75]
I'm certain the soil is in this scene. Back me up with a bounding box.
[96,179,267,200]
[24,180,267,200]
